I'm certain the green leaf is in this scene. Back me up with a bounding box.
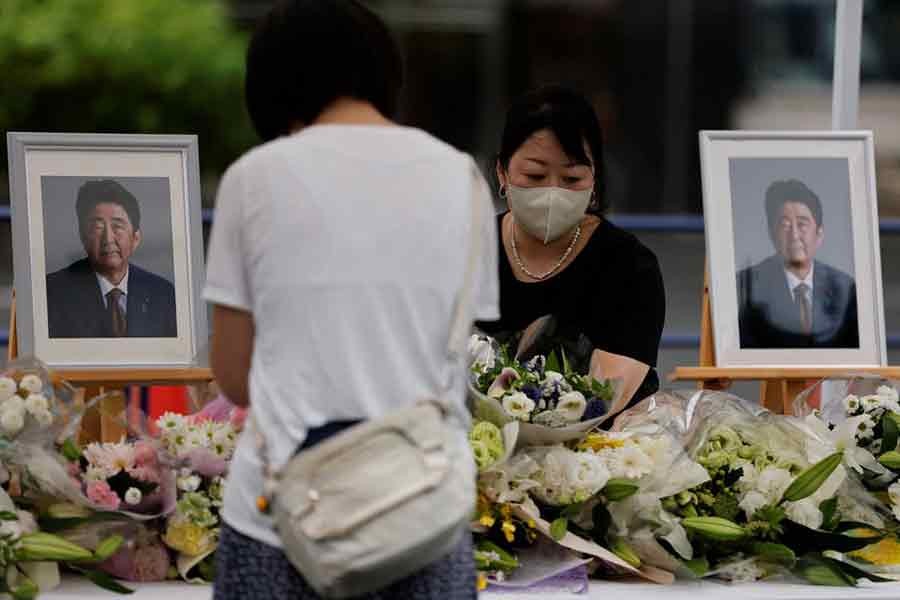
[795,555,855,586]
[10,577,38,600]
[561,348,571,375]
[550,517,568,541]
[750,542,796,567]
[93,535,124,562]
[783,520,883,554]
[85,570,134,594]
[560,503,584,519]
[882,412,899,455]
[603,479,639,502]
[545,351,561,374]
[0,511,19,521]
[781,452,843,503]
[60,437,81,462]
[819,497,840,531]
[683,556,709,577]
[878,451,900,471]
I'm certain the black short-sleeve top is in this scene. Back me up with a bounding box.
[477,213,666,403]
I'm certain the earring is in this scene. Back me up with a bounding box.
[498,184,507,199]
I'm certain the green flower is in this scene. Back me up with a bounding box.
[469,422,504,470]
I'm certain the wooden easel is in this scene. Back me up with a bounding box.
[670,270,900,413]
[7,290,214,443]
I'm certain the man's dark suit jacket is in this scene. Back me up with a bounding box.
[46,258,177,338]
[737,255,858,349]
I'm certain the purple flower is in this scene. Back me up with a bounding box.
[582,398,607,421]
[522,385,542,402]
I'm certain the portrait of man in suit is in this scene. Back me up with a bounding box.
[737,179,859,349]
[45,179,178,338]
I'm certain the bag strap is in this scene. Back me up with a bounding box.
[252,156,486,509]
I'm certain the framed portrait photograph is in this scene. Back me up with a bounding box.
[7,132,207,368]
[700,130,886,367]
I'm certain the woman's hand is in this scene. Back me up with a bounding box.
[210,304,255,407]
[589,349,650,416]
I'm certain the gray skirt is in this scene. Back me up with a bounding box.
[213,521,477,600]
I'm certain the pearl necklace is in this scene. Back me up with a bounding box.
[510,221,581,281]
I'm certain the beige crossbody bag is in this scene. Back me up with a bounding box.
[251,178,483,599]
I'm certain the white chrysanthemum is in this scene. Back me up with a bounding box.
[31,409,53,428]
[606,445,653,480]
[556,391,587,422]
[502,392,535,421]
[785,499,823,529]
[211,423,235,446]
[861,394,882,413]
[843,394,861,414]
[1,396,25,415]
[739,491,769,519]
[24,393,49,415]
[124,487,143,506]
[18,374,43,395]
[157,412,186,433]
[177,474,201,493]
[877,386,900,414]
[0,377,17,401]
[1,409,25,434]
[855,413,877,441]
[186,429,207,451]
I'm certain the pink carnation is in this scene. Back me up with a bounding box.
[128,441,162,483]
[87,480,120,510]
[133,441,159,468]
[229,407,247,431]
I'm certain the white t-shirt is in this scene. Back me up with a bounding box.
[203,124,500,546]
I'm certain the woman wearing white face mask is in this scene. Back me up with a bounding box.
[477,85,665,414]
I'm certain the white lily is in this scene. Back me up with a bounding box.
[804,413,887,475]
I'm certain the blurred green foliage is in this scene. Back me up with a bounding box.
[0,0,256,181]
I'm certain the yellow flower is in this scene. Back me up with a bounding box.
[499,504,512,519]
[850,536,900,566]
[476,573,488,591]
[577,433,626,452]
[479,514,496,528]
[527,519,536,529]
[501,520,516,543]
[163,519,216,557]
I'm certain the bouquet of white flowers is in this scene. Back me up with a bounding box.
[610,389,896,586]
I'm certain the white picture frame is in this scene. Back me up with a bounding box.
[6,132,207,368]
[699,130,885,367]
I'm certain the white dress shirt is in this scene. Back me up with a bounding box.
[784,263,814,301]
[96,268,129,316]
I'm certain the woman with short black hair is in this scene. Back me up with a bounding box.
[206,2,498,598]
[478,85,665,414]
